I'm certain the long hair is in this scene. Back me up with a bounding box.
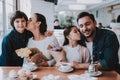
[34,13,47,35]
[63,25,81,46]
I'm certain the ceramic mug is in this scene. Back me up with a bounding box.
[60,64,71,71]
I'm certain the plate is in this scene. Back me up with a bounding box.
[28,66,38,71]
[22,62,38,71]
[22,65,38,71]
[85,71,102,77]
[58,67,74,72]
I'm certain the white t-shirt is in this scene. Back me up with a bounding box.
[27,35,59,66]
[63,45,90,63]
[85,41,93,60]
[63,45,80,62]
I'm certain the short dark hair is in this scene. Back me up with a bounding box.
[54,19,59,23]
[34,13,47,35]
[117,15,120,22]
[10,10,28,28]
[77,12,95,22]
[99,22,102,25]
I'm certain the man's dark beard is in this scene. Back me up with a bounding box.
[86,30,95,38]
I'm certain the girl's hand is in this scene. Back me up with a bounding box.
[71,61,80,69]
[71,61,90,69]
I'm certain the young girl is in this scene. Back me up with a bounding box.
[0,11,32,66]
[63,25,90,69]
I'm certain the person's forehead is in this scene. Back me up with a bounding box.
[32,14,36,18]
[15,17,25,20]
[78,16,91,24]
[55,21,59,23]
[30,14,37,21]
[70,27,78,31]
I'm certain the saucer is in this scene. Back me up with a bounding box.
[22,63,38,71]
[58,67,74,72]
[28,66,38,71]
[85,71,102,77]
[23,66,38,71]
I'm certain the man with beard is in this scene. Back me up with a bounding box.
[77,12,120,74]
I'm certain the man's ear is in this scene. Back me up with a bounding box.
[94,21,97,25]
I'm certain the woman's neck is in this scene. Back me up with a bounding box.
[32,31,45,40]
[68,40,78,48]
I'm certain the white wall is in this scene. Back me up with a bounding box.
[19,0,31,18]
[19,0,54,30]
[93,9,111,27]
[112,9,120,20]
[30,0,55,30]
[90,7,120,27]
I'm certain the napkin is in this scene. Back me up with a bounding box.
[68,74,98,80]
[41,74,62,80]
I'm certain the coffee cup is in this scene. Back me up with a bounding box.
[60,64,72,71]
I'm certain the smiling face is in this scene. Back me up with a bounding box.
[26,14,38,32]
[77,16,96,39]
[14,17,27,33]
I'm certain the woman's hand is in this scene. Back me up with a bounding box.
[28,53,49,67]
[45,30,54,37]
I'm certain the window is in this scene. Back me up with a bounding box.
[6,0,16,34]
[0,1,3,38]
[0,0,16,37]
[0,0,16,54]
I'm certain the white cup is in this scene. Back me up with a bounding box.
[60,64,71,71]
[9,70,18,78]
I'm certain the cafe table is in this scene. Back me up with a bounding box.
[0,67,120,80]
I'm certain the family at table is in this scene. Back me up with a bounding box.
[0,10,120,74]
